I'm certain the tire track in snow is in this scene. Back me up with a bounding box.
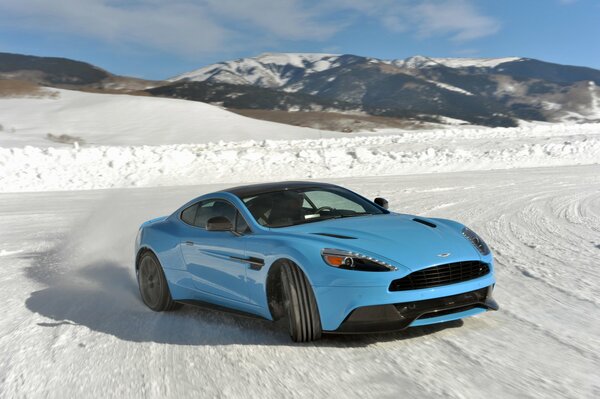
[0,166,599,397]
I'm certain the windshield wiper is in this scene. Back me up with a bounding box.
[308,212,372,221]
[336,212,373,219]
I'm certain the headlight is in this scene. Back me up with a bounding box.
[462,227,490,255]
[321,248,397,272]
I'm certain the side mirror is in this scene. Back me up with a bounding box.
[374,197,389,210]
[206,216,233,231]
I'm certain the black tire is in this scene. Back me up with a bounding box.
[281,261,322,342]
[137,251,181,311]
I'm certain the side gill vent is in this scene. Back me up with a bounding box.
[413,218,437,228]
[312,233,357,239]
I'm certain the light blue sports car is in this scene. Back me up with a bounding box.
[135,181,498,342]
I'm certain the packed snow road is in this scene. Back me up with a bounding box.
[0,165,599,398]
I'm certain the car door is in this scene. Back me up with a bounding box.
[179,199,250,304]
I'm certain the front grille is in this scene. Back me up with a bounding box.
[389,261,490,291]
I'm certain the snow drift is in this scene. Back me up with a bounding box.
[1,122,599,192]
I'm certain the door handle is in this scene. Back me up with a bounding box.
[184,241,194,246]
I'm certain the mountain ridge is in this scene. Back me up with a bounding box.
[170,53,528,84]
[2,51,600,129]
[159,52,600,127]
[0,52,162,91]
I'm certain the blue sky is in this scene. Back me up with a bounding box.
[1,0,598,79]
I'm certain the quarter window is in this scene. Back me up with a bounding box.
[181,199,248,232]
[180,203,199,225]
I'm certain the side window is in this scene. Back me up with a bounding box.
[235,212,251,234]
[193,199,237,228]
[181,199,246,231]
[180,203,199,225]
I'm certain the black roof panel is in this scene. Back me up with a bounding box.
[224,181,339,198]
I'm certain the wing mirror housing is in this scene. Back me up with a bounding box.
[206,216,233,231]
[374,197,389,210]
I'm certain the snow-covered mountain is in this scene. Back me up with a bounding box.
[170,53,343,88]
[170,53,525,88]
[392,55,523,69]
[161,53,600,127]
[3,51,600,129]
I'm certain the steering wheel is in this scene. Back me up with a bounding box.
[315,206,335,213]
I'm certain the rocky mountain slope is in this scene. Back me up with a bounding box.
[2,51,599,129]
[162,53,600,127]
[0,52,161,91]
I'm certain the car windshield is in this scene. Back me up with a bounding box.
[241,187,386,228]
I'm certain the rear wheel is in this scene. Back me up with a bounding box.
[137,251,181,311]
[281,262,322,342]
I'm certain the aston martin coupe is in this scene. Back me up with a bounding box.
[135,181,498,342]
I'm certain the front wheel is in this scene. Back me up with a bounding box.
[137,251,181,311]
[281,262,322,342]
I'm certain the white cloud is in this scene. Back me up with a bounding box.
[205,0,340,41]
[327,0,500,42]
[0,0,229,56]
[0,0,500,58]
[414,1,500,41]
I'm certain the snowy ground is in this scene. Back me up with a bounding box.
[0,166,599,398]
[0,89,342,147]
[1,88,599,397]
[2,88,599,193]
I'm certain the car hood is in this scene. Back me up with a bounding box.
[277,213,481,271]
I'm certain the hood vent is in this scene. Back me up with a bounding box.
[413,218,437,228]
[312,233,357,239]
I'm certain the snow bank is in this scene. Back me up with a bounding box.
[2,123,599,192]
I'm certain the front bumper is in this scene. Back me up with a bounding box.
[314,271,497,331]
[332,285,498,333]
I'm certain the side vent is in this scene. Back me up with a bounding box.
[413,218,437,228]
[312,233,357,239]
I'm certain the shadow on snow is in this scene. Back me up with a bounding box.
[23,249,463,347]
